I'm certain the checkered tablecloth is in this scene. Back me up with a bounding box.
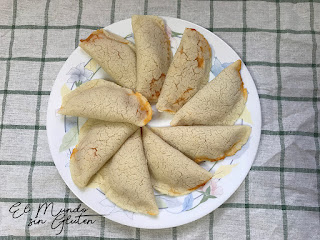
[0,0,319,239]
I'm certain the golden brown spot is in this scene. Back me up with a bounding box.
[196,56,204,68]
[188,178,211,191]
[149,73,166,100]
[235,60,247,98]
[151,91,160,98]
[162,109,176,114]
[179,46,184,54]
[208,44,212,58]
[150,73,166,86]
[130,92,153,125]
[240,80,248,98]
[184,87,194,94]
[173,87,194,105]
[70,147,78,159]
[91,147,98,157]
[80,29,104,43]
[234,59,242,71]
[169,188,181,195]
[147,211,158,216]
[195,140,243,163]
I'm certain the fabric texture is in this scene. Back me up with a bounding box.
[0,0,319,239]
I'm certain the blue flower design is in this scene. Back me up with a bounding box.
[211,57,233,77]
[67,62,92,87]
[181,193,194,212]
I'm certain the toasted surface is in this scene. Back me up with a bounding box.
[95,130,159,216]
[156,28,212,113]
[70,119,138,188]
[79,29,137,89]
[171,60,247,126]
[151,125,251,162]
[142,127,213,196]
[58,79,152,126]
[132,15,172,102]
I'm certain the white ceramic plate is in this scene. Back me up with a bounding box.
[47,17,261,229]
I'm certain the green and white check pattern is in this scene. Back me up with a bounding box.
[0,0,319,239]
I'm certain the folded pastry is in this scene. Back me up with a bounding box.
[70,119,138,188]
[151,125,251,163]
[79,29,137,89]
[58,79,152,126]
[142,127,213,196]
[171,60,247,126]
[132,15,172,102]
[156,28,212,113]
[95,129,159,216]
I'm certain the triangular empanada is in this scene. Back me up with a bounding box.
[70,119,138,187]
[132,15,172,102]
[151,125,251,163]
[58,79,152,126]
[79,29,137,89]
[171,60,247,126]
[142,127,213,196]
[96,129,159,215]
[157,28,212,113]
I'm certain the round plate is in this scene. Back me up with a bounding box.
[47,17,261,229]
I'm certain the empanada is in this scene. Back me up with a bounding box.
[157,28,212,113]
[79,29,137,89]
[96,129,158,215]
[142,127,213,196]
[70,119,138,187]
[171,60,247,126]
[132,15,172,102]
[58,79,152,126]
[151,125,251,163]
